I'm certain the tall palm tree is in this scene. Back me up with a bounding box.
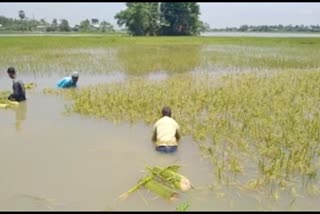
[18,10,25,20]
[18,10,26,31]
[91,18,99,26]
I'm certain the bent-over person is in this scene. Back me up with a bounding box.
[7,67,26,102]
[152,106,181,153]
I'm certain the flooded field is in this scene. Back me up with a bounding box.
[1,75,319,211]
[0,76,210,211]
[1,36,320,210]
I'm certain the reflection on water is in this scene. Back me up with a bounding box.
[117,45,202,74]
[146,71,168,81]
[14,101,27,132]
[0,85,213,211]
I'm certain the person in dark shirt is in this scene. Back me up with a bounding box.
[7,67,26,102]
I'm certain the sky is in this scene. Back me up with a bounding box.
[0,3,319,28]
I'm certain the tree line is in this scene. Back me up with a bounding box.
[0,10,115,33]
[2,4,318,35]
[210,24,320,33]
[0,3,205,35]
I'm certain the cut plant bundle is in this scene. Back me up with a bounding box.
[118,175,154,200]
[147,166,192,192]
[25,82,37,90]
[0,101,19,109]
[0,83,35,109]
[0,90,19,109]
[118,165,192,201]
[144,179,179,201]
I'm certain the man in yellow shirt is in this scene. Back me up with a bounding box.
[152,106,181,153]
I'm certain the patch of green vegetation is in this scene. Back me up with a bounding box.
[176,201,190,211]
[59,69,320,196]
[1,36,320,75]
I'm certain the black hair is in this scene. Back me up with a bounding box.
[7,67,16,74]
[162,106,172,117]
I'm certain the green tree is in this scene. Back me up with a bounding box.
[114,2,201,36]
[27,19,40,31]
[73,24,80,32]
[146,2,161,36]
[239,24,249,32]
[160,2,201,35]
[115,3,160,36]
[40,18,48,26]
[100,21,114,32]
[59,19,70,32]
[91,18,99,31]
[18,10,26,31]
[52,18,58,29]
[199,21,211,32]
[79,19,90,32]
[46,18,58,32]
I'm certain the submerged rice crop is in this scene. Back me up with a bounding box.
[58,68,320,195]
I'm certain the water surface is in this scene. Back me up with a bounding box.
[1,74,320,211]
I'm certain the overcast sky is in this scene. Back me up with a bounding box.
[0,3,319,28]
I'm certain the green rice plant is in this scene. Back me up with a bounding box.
[176,201,190,211]
[57,68,320,196]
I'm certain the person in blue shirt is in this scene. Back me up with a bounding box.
[57,72,79,88]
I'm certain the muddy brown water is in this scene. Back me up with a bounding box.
[0,73,319,211]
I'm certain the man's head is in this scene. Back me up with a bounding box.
[71,71,79,84]
[7,67,16,79]
[162,106,172,117]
